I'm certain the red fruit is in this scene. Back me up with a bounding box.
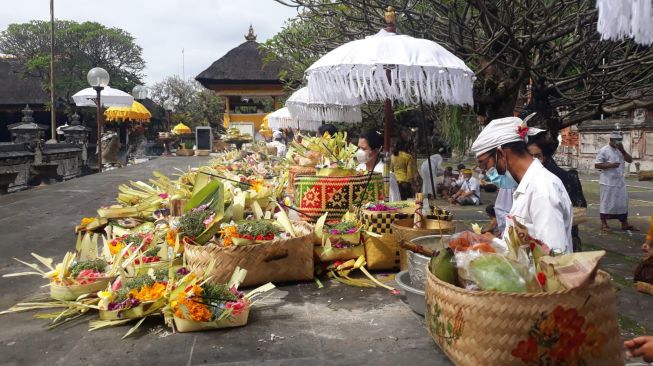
[256,235,264,241]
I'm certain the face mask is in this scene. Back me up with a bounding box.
[486,167,518,189]
[356,149,370,164]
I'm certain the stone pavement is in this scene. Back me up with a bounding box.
[1,156,652,365]
[0,157,450,366]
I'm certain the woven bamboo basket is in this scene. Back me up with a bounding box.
[294,173,384,223]
[184,221,314,287]
[360,207,414,235]
[173,303,250,332]
[425,268,622,365]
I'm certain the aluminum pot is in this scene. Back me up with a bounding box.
[395,270,425,316]
[407,234,451,289]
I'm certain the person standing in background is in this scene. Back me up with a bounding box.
[594,131,638,232]
[527,133,587,251]
[390,141,416,199]
[356,129,401,201]
[421,153,445,199]
[267,130,287,158]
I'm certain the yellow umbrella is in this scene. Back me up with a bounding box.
[172,122,192,135]
[104,101,152,122]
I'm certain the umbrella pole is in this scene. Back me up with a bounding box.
[418,89,437,200]
[383,69,393,202]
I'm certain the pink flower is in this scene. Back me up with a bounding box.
[159,193,169,199]
[225,300,247,315]
[111,278,122,291]
[203,213,215,226]
[77,269,102,284]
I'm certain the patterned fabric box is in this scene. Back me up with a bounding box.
[294,173,383,223]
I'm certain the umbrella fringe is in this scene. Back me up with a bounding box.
[307,65,474,106]
[286,103,362,123]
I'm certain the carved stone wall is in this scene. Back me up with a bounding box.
[0,144,35,192]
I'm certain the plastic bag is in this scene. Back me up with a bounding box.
[447,231,500,253]
[468,254,541,293]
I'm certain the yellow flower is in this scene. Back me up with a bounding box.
[79,217,95,226]
[109,239,124,256]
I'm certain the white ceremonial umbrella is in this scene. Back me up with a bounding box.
[266,107,321,132]
[596,0,653,46]
[286,86,362,123]
[72,86,134,107]
[305,6,475,198]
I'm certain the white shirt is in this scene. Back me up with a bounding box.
[507,159,573,253]
[356,160,401,202]
[419,154,444,196]
[595,145,625,187]
[267,140,286,157]
[458,176,481,205]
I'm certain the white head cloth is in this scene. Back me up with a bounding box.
[609,131,623,139]
[471,116,545,157]
[272,130,283,139]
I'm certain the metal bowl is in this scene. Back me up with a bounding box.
[407,250,429,290]
[410,234,451,251]
[395,270,425,316]
[407,235,451,290]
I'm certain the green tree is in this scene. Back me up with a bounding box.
[149,76,225,130]
[0,20,145,111]
[267,1,653,139]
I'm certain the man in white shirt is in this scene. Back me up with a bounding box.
[267,130,287,158]
[595,131,638,232]
[471,116,573,253]
[449,169,480,205]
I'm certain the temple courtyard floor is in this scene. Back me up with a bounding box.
[1,156,652,365]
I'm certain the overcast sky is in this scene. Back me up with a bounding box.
[0,0,297,86]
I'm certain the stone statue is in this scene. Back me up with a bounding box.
[101,131,121,165]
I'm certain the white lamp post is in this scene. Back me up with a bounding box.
[132,85,148,100]
[87,67,110,172]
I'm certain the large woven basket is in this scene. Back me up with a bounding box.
[425,268,622,365]
[294,173,383,223]
[184,221,314,287]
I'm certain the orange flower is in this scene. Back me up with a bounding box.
[220,225,238,247]
[128,282,166,302]
[539,313,557,338]
[173,291,212,322]
[166,229,178,246]
[250,179,265,193]
[511,337,538,363]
